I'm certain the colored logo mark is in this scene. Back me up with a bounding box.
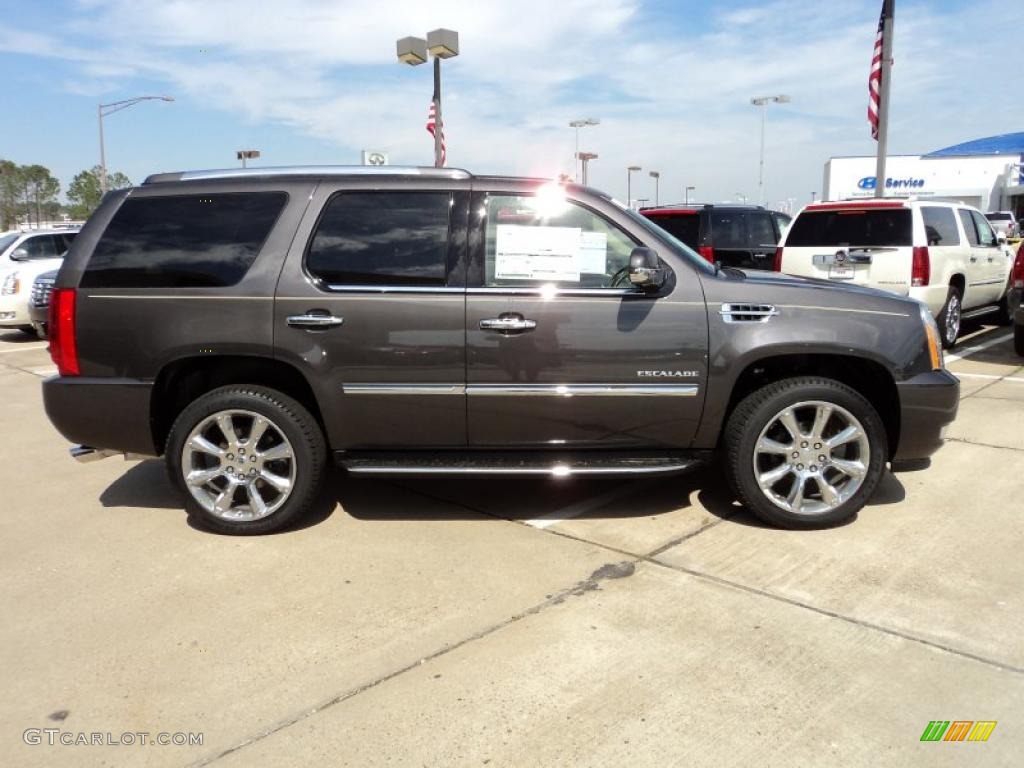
[920,720,997,742]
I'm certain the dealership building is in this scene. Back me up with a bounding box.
[823,132,1024,215]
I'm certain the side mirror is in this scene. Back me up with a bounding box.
[628,246,665,289]
[996,231,1008,245]
[10,247,28,261]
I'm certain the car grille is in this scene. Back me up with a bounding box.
[30,276,55,308]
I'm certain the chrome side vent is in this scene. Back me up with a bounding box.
[720,303,778,323]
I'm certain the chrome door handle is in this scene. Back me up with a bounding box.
[287,313,344,328]
[479,316,537,333]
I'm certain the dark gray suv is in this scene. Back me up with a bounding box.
[43,166,959,534]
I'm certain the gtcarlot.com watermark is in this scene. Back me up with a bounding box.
[24,729,203,747]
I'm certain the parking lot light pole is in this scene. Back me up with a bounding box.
[577,152,598,185]
[649,171,660,206]
[627,165,641,208]
[750,94,790,205]
[569,118,599,180]
[685,186,695,205]
[236,150,260,168]
[397,29,459,168]
[98,95,174,193]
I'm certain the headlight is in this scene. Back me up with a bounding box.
[1,272,19,296]
[919,302,943,370]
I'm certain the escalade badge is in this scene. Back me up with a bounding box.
[637,370,698,378]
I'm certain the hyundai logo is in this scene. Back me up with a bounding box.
[857,176,877,190]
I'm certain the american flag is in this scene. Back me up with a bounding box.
[868,0,893,140]
[426,99,446,166]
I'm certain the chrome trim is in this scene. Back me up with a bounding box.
[286,313,344,328]
[479,316,537,332]
[69,445,118,463]
[344,463,693,476]
[467,287,641,297]
[145,166,472,183]
[776,304,911,318]
[321,285,465,294]
[342,384,464,395]
[466,384,698,397]
[720,303,778,323]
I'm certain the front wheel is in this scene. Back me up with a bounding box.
[724,377,887,529]
[165,386,326,534]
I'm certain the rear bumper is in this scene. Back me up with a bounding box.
[42,376,157,456]
[892,369,959,462]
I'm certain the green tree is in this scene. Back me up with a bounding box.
[67,165,131,219]
[0,160,23,230]
[21,164,61,226]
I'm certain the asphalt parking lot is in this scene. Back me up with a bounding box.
[1,322,1022,767]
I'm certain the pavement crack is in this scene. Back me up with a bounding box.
[945,437,1023,453]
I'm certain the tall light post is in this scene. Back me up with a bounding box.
[626,165,641,208]
[649,170,660,206]
[736,192,747,204]
[750,94,790,205]
[685,186,695,205]
[236,150,260,168]
[397,29,459,168]
[577,151,598,185]
[569,118,599,180]
[98,95,174,193]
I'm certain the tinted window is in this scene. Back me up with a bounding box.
[785,209,912,247]
[921,207,960,246]
[307,192,450,286]
[709,210,745,248]
[985,212,1012,221]
[957,209,979,246]
[747,212,777,246]
[0,233,19,253]
[20,235,60,259]
[57,232,77,252]
[82,193,286,288]
[642,212,700,248]
[483,194,638,288]
[971,210,996,246]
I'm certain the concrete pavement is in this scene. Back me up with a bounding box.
[0,321,1021,767]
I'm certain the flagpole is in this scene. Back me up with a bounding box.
[432,56,443,168]
[874,0,894,198]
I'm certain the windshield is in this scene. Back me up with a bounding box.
[785,209,912,247]
[610,199,716,275]
[0,233,20,254]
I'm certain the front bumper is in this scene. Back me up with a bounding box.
[892,369,959,462]
[42,376,157,456]
[0,293,30,326]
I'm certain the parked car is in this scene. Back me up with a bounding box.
[984,211,1018,238]
[0,229,78,335]
[43,166,958,534]
[639,204,787,269]
[28,269,58,339]
[1011,243,1024,356]
[776,200,1013,349]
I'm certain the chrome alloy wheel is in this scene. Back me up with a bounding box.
[944,293,961,345]
[752,400,871,516]
[181,409,296,521]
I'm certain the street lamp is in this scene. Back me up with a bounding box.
[569,118,599,180]
[685,186,695,205]
[98,95,174,193]
[397,29,459,168]
[636,198,650,210]
[627,165,641,208]
[750,94,790,205]
[236,150,260,168]
[736,192,747,204]
[649,170,660,206]
[577,151,598,185]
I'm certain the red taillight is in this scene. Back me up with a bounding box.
[1013,244,1024,289]
[698,245,715,263]
[911,246,931,288]
[773,247,784,272]
[48,288,80,376]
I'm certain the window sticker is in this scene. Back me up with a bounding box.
[495,224,582,282]
[579,231,608,274]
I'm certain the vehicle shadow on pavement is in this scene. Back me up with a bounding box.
[0,329,42,343]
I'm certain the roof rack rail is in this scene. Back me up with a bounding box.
[143,165,472,184]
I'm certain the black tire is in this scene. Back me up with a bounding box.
[1015,323,1024,357]
[994,295,1012,326]
[17,325,35,336]
[165,385,326,535]
[936,286,962,350]
[723,377,887,529]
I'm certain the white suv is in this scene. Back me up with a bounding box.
[775,200,1012,348]
[0,229,79,335]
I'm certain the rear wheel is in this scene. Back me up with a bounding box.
[165,386,326,535]
[937,286,962,350]
[724,377,887,529]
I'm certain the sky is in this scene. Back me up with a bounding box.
[0,0,1021,210]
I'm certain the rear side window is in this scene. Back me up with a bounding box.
[642,213,700,248]
[747,212,777,246]
[957,210,979,246]
[970,210,996,246]
[921,207,960,246]
[306,192,450,286]
[82,193,287,288]
[785,208,912,247]
[709,210,745,248]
